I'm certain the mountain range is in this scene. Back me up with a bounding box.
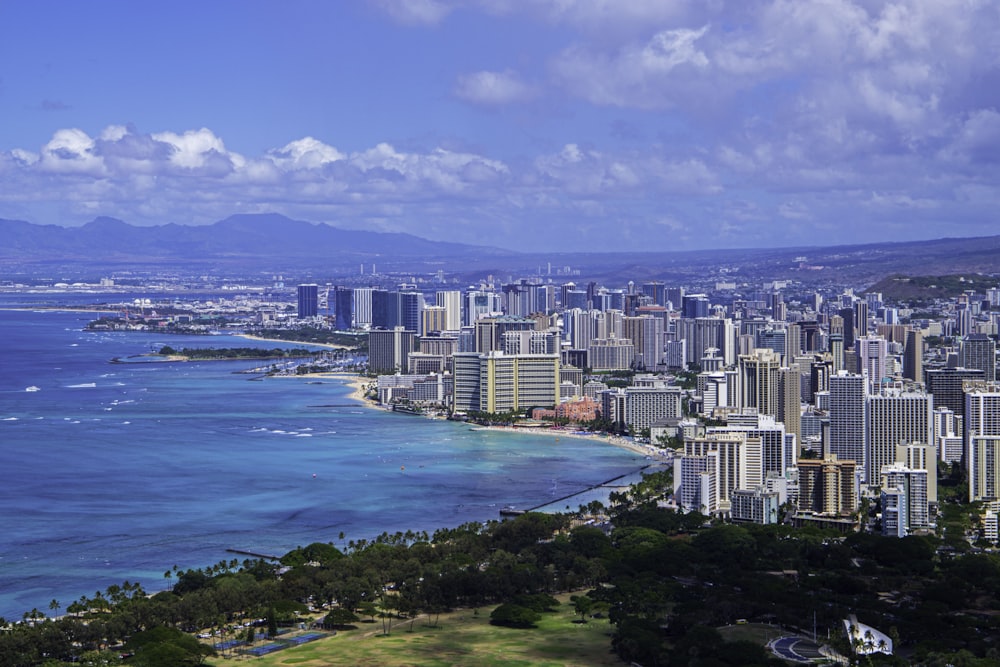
[2,213,1000,288]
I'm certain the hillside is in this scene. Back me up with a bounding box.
[866,273,1000,301]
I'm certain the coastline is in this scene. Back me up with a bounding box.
[470,424,669,459]
[233,333,351,350]
[280,370,667,461]
[274,370,375,405]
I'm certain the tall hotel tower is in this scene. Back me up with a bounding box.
[829,371,868,479]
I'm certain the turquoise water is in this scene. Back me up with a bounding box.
[0,299,645,619]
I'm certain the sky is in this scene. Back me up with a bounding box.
[1,0,999,253]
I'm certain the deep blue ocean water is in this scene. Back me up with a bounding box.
[0,294,645,619]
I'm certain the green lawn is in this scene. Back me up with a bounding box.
[717,622,785,645]
[209,593,620,667]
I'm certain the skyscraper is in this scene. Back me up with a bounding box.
[960,334,996,382]
[828,371,868,479]
[435,290,463,331]
[297,283,319,319]
[865,386,933,489]
[903,329,923,383]
[738,348,782,417]
[368,326,416,374]
[334,286,353,330]
[779,365,802,444]
[856,336,889,387]
[966,386,1000,501]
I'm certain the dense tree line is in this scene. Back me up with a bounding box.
[3,477,999,666]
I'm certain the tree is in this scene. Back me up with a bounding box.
[489,603,540,628]
[571,594,594,622]
[321,608,359,630]
[266,606,278,638]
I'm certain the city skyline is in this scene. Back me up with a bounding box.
[2,1,1000,253]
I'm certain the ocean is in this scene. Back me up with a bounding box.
[0,294,646,620]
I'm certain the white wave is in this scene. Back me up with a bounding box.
[122,421,130,425]
[295,433,313,437]
[67,382,97,388]
[2,417,18,421]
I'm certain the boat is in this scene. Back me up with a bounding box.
[25,386,40,392]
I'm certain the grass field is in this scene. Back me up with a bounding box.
[210,593,621,667]
[717,622,785,646]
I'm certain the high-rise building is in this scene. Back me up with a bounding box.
[903,329,923,383]
[926,367,985,416]
[623,315,664,371]
[368,326,416,374]
[589,337,635,371]
[934,407,964,465]
[779,365,802,444]
[856,336,889,387]
[673,453,719,515]
[435,290,463,331]
[709,413,793,480]
[475,316,537,354]
[684,433,750,506]
[897,442,937,504]
[623,386,683,432]
[464,290,502,326]
[828,371,868,480]
[353,287,374,329]
[960,334,996,382]
[966,386,1000,501]
[797,454,859,517]
[730,487,781,524]
[838,306,856,351]
[829,332,845,374]
[738,348,782,417]
[297,283,319,319]
[641,281,666,307]
[332,286,353,330]
[682,294,710,319]
[421,306,448,336]
[451,351,560,414]
[865,386,933,488]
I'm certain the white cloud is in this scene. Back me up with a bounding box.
[454,70,536,106]
[151,128,233,171]
[267,137,345,170]
[39,128,104,175]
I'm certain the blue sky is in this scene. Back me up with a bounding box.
[2,1,999,252]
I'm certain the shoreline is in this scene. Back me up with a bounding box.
[233,333,352,350]
[274,369,669,461]
[469,424,669,459]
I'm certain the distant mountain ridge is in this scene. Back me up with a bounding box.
[0,213,515,268]
[2,214,1000,285]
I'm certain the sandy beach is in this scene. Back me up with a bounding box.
[276,370,375,405]
[470,424,668,459]
[279,370,668,460]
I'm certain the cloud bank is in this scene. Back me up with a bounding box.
[2,1,999,252]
